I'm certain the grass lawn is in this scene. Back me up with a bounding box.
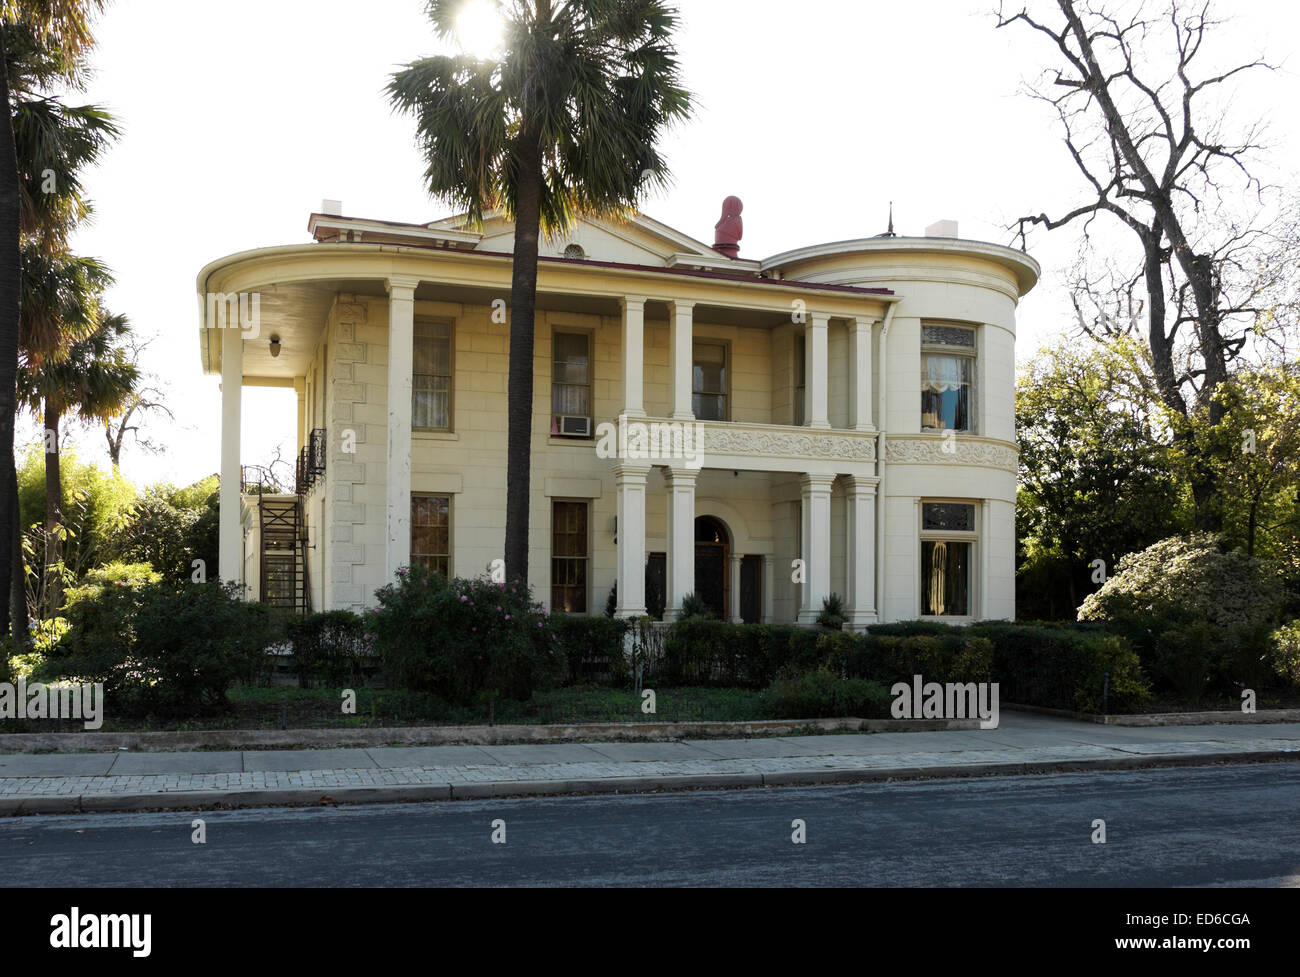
[0,685,775,734]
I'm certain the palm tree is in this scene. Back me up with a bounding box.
[388,0,693,585]
[0,1,111,636]
[17,298,136,613]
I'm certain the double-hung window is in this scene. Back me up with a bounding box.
[551,501,589,613]
[552,331,592,436]
[411,494,451,577]
[920,324,976,433]
[693,342,728,421]
[413,320,453,431]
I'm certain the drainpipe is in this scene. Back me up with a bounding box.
[874,303,897,624]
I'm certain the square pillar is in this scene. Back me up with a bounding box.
[848,317,874,431]
[664,467,697,620]
[669,300,695,420]
[729,553,743,623]
[386,276,419,580]
[614,464,650,618]
[846,476,878,630]
[219,322,244,589]
[805,312,830,429]
[797,472,835,624]
[621,296,646,418]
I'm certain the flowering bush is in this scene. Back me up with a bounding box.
[368,566,564,704]
[1079,534,1285,694]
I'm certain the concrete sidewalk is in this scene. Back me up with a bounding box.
[3,711,1299,815]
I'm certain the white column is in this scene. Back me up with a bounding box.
[805,312,830,429]
[797,472,835,624]
[848,317,874,431]
[669,300,695,420]
[621,296,646,418]
[219,322,244,589]
[762,554,774,624]
[385,276,419,580]
[664,467,697,620]
[729,554,743,623]
[846,476,878,630]
[614,464,650,618]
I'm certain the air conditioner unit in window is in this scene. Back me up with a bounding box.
[556,415,591,437]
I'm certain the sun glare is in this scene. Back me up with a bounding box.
[456,1,505,59]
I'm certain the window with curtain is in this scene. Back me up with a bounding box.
[920,501,976,617]
[552,331,591,422]
[411,494,451,577]
[693,342,727,421]
[920,324,976,432]
[413,320,452,430]
[551,501,589,613]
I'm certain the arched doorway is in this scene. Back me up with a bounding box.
[695,516,730,620]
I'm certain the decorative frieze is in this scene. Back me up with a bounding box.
[699,422,877,463]
[886,436,1018,472]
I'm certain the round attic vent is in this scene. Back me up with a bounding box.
[563,244,585,260]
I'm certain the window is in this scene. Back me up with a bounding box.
[693,342,727,421]
[552,501,589,613]
[411,494,451,577]
[552,331,591,435]
[563,244,585,260]
[920,324,976,433]
[793,334,806,426]
[920,501,976,617]
[413,320,452,430]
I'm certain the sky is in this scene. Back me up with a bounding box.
[40,0,1300,489]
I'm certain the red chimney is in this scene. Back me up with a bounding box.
[714,196,743,259]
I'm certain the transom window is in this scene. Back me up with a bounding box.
[921,324,976,433]
[552,501,589,613]
[693,342,728,421]
[411,494,451,577]
[920,501,976,618]
[413,320,453,431]
[552,331,592,434]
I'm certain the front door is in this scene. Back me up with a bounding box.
[694,516,729,620]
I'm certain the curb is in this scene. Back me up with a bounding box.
[3,749,1296,817]
[0,717,978,755]
[1005,703,1300,726]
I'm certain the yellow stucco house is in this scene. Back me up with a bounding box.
[196,204,1037,628]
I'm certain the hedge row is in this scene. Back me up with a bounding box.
[552,615,1152,713]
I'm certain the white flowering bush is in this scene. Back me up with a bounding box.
[1079,534,1285,696]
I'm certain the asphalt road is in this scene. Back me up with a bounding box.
[3,763,1299,886]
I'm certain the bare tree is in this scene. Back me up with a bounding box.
[998,0,1279,527]
[101,332,173,469]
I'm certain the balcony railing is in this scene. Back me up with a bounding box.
[295,428,327,495]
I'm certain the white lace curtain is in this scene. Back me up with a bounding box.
[922,354,968,393]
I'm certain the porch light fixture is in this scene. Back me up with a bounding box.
[269,335,282,358]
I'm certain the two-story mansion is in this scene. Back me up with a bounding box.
[197,203,1037,628]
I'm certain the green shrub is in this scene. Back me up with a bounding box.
[817,593,847,630]
[551,614,630,685]
[368,566,563,705]
[1269,621,1300,687]
[286,610,373,688]
[1078,534,1285,694]
[761,668,890,719]
[971,622,1150,713]
[677,592,711,620]
[52,581,280,717]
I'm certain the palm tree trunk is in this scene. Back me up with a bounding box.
[43,400,63,613]
[503,132,543,587]
[10,492,27,647]
[0,31,20,638]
